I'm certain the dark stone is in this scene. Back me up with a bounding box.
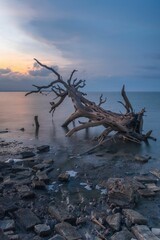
[138,189,156,197]
[34,224,51,237]
[48,203,76,223]
[106,213,121,231]
[55,222,82,240]
[14,208,41,230]
[132,225,160,240]
[111,227,134,240]
[48,234,66,240]
[122,209,148,225]
[58,173,70,182]
[20,151,35,159]
[0,229,10,240]
[0,219,15,231]
[37,145,50,153]
[107,178,139,207]
[134,175,158,184]
[32,180,46,190]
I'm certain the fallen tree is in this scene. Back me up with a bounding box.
[26,59,156,153]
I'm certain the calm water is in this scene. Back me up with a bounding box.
[0,91,160,158]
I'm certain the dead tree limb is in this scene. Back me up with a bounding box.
[26,59,156,151]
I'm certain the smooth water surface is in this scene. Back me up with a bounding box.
[0,91,160,158]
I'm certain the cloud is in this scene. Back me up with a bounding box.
[0,68,11,75]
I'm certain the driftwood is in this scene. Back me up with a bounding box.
[26,59,156,153]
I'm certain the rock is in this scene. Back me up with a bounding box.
[145,183,160,192]
[107,178,138,207]
[16,184,30,192]
[6,234,19,240]
[138,189,155,197]
[122,209,147,225]
[0,219,15,231]
[20,151,35,159]
[134,155,150,163]
[37,145,50,153]
[0,205,5,219]
[14,208,41,230]
[0,229,10,240]
[132,225,160,240]
[19,128,25,131]
[55,222,82,240]
[33,163,50,171]
[134,175,158,184]
[48,204,75,223]
[34,224,51,237]
[32,180,46,189]
[48,234,66,240]
[36,171,49,183]
[152,228,160,237]
[106,213,121,231]
[21,191,36,199]
[150,169,160,179]
[58,173,70,182]
[111,227,134,240]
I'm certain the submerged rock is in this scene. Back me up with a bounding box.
[55,222,82,240]
[132,225,160,240]
[122,209,148,225]
[37,145,50,153]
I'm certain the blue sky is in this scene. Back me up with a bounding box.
[0,0,160,91]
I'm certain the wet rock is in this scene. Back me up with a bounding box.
[0,219,15,231]
[33,163,50,171]
[150,169,160,179]
[107,178,138,207]
[131,225,160,240]
[122,209,148,225]
[145,183,160,192]
[34,224,51,237]
[152,228,160,237]
[134,175,158,184]
[106,213,121,231]
[58,173,70,182]
[6,234,19,240]
[21,191,36,200]
[14,208,41,230]
[0,205,5,219]
[55,222,82,240]
[111,227,134,240]
[0,198,18,213]
[32,180,46,189]
[37,145,50,153]
[48,203,76,223]
[138,189,155,197]
[134,155,150,163]
[36,171,50,183]
[0,229,10,240]
[48,234,65,240]
[16,184,30,192]
[20,151,35,159]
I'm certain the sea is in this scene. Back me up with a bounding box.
[0,91,160,160]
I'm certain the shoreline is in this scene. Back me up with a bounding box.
[0,131,160,239]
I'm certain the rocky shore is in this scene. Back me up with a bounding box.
[0,136,160,240]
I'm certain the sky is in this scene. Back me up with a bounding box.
[0,0,160,92]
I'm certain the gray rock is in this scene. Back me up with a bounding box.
[36,171,49,183]
[14,208,41,230]
[137,189,155,197]
[20,151,35,159]
[37,145,50,153]
[145,183,160,192]
[132,225,160,240]
[111,227,134,240]
[0,219,15,231]
[152,228,160,237]
[134,155,150,163]
[48,204,75,223]
[106,213,121,231]
[122,209,147,225]
[58,173,70,182]
[48,234,65,240]
[33,163,50,171]
[0,229,10,240]
[55,222,82,240]
[32,180,46,189]
[134,175,158,184]
[107,178,138,207]
[34,224,51,237]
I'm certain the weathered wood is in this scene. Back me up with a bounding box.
[26,59,156,152]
